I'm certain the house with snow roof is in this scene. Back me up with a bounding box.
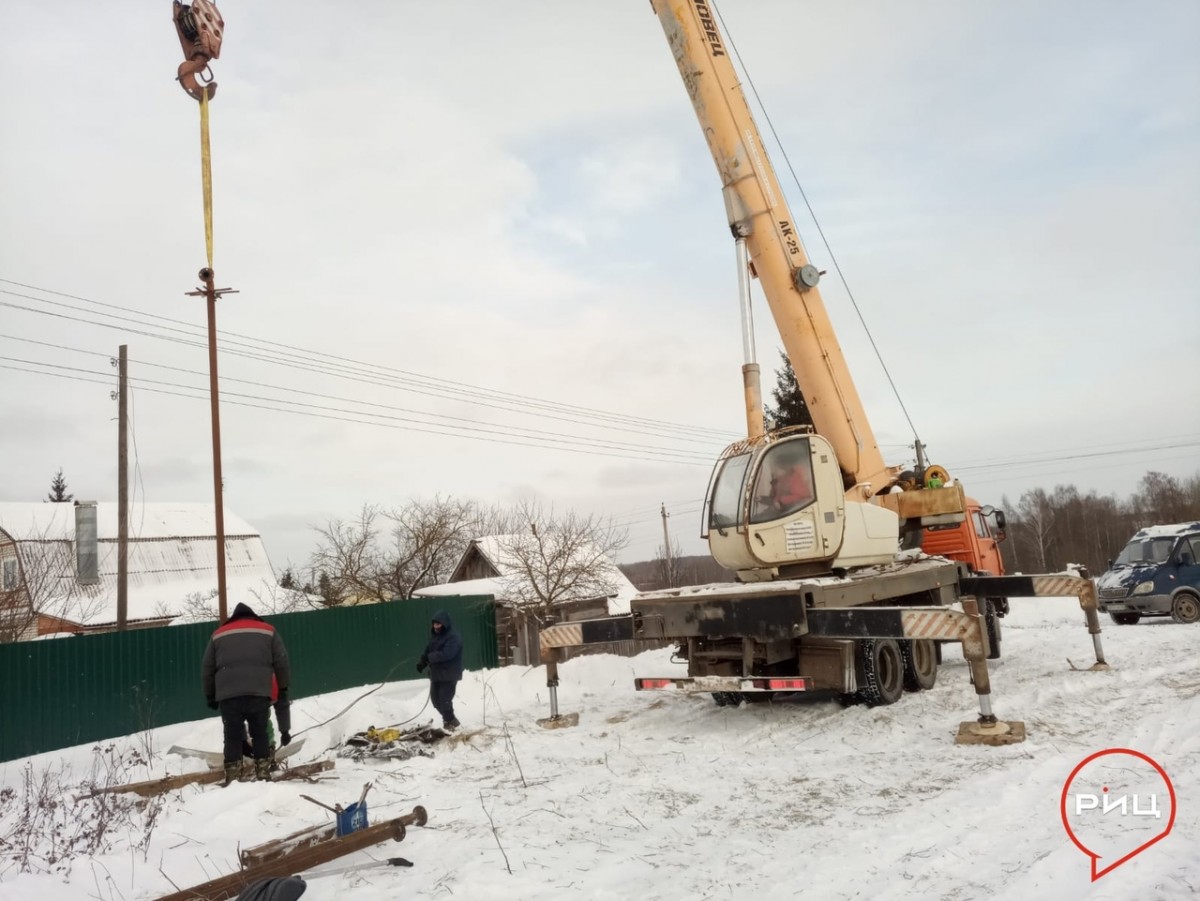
[0,501,280,641]
[415,534,639,665]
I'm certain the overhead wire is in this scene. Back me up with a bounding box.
[0,291,735,446]
[0,352,719,464]
[4,341,1192,488]
[0,361,714,468]
[0,336,724,460]
[0,279,741,441]
[711,3,921,442]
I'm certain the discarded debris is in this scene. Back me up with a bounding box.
[168,738,308,769]
[336,722,445,762]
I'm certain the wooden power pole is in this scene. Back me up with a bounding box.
[116,344,129,630]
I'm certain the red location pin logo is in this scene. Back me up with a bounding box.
[1061,748,1176,881]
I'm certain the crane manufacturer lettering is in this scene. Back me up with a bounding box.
[692,0,726,57]
[778,220,801,256]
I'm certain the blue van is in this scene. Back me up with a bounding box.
[1097,522,1200,625]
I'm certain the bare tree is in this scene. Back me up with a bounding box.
[307,504,381,605]
[0,529,105,642]
[383,496,479,599]
[164,581,324,624]
[491,500,629,624]
[653,537,683,590]
[1016,488,1055,572]
[1135,471,1191,524]
[307,497,479,604]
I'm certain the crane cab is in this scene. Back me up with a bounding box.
[703,432,900,581]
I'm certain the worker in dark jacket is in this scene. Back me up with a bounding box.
[417,610,463,731]
[201,602,291,783]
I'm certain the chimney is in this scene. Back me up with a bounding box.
[75,501,99,585]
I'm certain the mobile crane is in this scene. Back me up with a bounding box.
[535,1,1109,743]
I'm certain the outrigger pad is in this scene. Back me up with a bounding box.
[537,712,580,730]
[955,719,1026,746]
[1068,659,1112,672]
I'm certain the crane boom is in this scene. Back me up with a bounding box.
[650,0,893,494]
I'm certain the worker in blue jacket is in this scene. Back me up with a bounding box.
[417,610,463,731]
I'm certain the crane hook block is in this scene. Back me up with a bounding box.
[172,0,225,102]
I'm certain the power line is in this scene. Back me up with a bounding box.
[0,295,735,445]
[0,362,714,468]
[0,279,742,441]
[0,342,721,462]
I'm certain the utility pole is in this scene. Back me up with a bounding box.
[187,268,237,622]
[116,344,129,630]
[172,6,235,621]
[660,503,674,588]
[913,439,929,484]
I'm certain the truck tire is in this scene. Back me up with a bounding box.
[901,639,938,692]
[853,638,905,707]
[1170,592,1200,625]
[739,692,774,704]
[711,692,739,707]
[984,598,1002,660]
[1108,611,1142,626]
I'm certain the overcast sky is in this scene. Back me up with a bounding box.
[2,0,1197,574]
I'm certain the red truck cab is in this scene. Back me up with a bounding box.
[920,498,1007,576]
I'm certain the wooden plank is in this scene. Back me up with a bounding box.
[83,760,334,799]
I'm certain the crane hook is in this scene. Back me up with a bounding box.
[172,0,225,102]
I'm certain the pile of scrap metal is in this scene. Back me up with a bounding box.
[336,721,447,761]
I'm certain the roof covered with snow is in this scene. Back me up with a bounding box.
[0,503,276,627]
[413,577,502,599]
[0,502,260,542]
[1130,521,1200,540]
[439,534,638,616]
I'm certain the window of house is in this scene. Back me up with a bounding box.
[1,557,17,590]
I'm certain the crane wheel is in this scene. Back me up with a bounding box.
[901,639,937,692]
[851,638,904,706]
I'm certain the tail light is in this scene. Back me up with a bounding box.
[635,678,673,690]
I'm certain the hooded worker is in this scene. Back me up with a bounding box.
[201,602,292,783]
[416,610,463,731]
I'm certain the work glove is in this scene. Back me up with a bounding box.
[417,656,428,673]
[280,731,292,747]
[206,697,219,711]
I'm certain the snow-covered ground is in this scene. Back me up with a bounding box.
[2,598,1197,900]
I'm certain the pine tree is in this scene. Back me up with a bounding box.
[765,349,814,430]
[47,468,73,503]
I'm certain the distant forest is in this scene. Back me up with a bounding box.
[996,469,1199,576]
[619,469,1200,589]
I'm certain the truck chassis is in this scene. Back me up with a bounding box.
[538,558,1108,745]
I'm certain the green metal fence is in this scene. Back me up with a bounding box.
[0,596,496,763]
